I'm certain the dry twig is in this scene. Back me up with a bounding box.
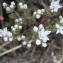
[0,44,22,57]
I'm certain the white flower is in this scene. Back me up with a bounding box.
[60,18,63,23]
[38,27,51,42]
[19,25,22,29]
[39,24,43,29]
[36,14,41,19]
[42,43,47,47]
[11,1,15,5]
[21,35,25,40]
[37,9,41,14]
[0,33,2,37]
[17,37,21,41]
[55,23,60,29]
[0,29,3,37]
[18,2,23,6]
[15,19,19,22]
[42,35,50,42]
[0,27,13,42]
[59,15,62,19]
[12,27,16,31]
[3,28,12,36]
[3,37,8,42]
[19,18,22,21]
[41,9,45,13]
[11,26,13,29]
[0,27,12,37]
[10,5,14,9]
[22,41,27,45]
[59,27,63,35]
[9,37,13,41]
[53,8,58,12]
[36,39,41,45]
[7,32,12,37]
[50,0,62,12]
[33,26,38,32]
[3,2,7,7]
[19,3,23,9]
[33,11,37,15]
[2,28,8,36]
[14,24,18,29]
[56,24,63,35]
[6,7,10,12]
[23,4,27,9]
[27,43,31,48]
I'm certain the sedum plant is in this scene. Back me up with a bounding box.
[0,0,63,49]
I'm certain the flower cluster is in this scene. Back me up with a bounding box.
[55,15,63,35]
[22,40,32,48]
[2,2,25,43]
[50,0,62,12]
[17,36,33,48]
[33,9,45,19]
[59,16,63,23]
[18,2,28,9]
[3,1,15,13]
[55,23,63,35]
[11,18,23,34]
[0,27,13,42]
[17,35,25,41]
[33,24,51,47]
[11,24,22,31]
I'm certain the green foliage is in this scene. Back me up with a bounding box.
[5,22,10,27]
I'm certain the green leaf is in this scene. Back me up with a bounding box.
[5,22,10,27]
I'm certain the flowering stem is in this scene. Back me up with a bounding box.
[14,10,21,18]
